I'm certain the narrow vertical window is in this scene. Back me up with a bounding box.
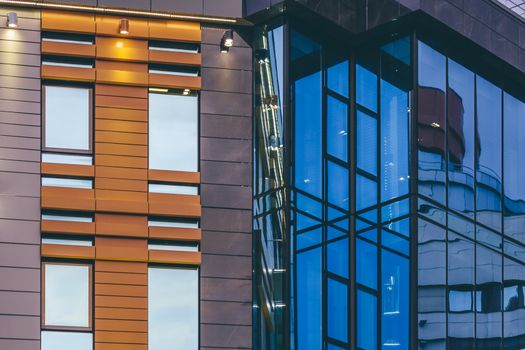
[148,267,199,350]
[149,92,198,172]
[43,85,92,153]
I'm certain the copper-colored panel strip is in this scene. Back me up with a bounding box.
[95,260,147,274]
[95,295,147,309]
[41,163,95,177]
[96,200,149,215]
[96,107,147,122]
[96,213,148,237]
[95,119,147,133]
[96,166,148,180]
[96,85,148,99]
[148,227,201,242]
[96,189,147,202]
[95,236,148,262]
[95,96,148,111]
[42,65,96,82]
[95,283,147,298]
[41,220,95,235]
[148,20,201,42]
[95,178,147,191]
[148,73,201,90]
[96,131,148,145]
[96,69,148,87]
[94,319,147,332]
[148,50,201,66]
[95,156,148,170]
[95,331,147,344]
[95,271,147,285]
[96,37,148,62]
[42,10,95,34]
[42,189,96,211]
[96,16,149,38]
[95,307,147,321]
[148,169,200,184]
[148,249,201,265]
[41,244,96,260]
[42,41,96,58]
[94,342,147,350]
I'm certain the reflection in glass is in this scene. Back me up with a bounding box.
[41,331,92,350]
[503,258,525,348]
[357,110,377,175]
[327,238,348,278]
[148,267,198,350]
[327,278,348,342]
[44,264,89,327]
[327,161,349,210]
[327,95,348,161]
[149,93,198,172]
[327,60,349,98]
[357,290,377,350]
[356,64,377,112]
[357,238,377,290]
[44,85,90,151]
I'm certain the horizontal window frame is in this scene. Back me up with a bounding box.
[41,176,93,189]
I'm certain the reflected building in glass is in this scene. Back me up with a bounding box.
[250,3,525,350]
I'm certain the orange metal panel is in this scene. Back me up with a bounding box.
[148,169,200,184]
[95,213,148,238]
[96,37,148,62]
[41,187,95,211]
[95,342,147,350]
[42,41,96,58]
[95,307,147,321]
[95,107,147,122]
[42,10,95,34]
[148,193,201,217]
[148,50,201,66]
[42,65,95,82]
[96,16,149,38]
[96,199,148,214]
[95,295,147,309]
[95,284,147,298]
[95,237,147,262]
[148,73,201,90]
[95,271,147,285]
[97,60,147,72]
[149,227,201,242]
[96,69,148,86]
[95,260,147,274]
[41,220,95,235]
[95,119,147,133]
[95,156,148,170]
[148,249,201,265]
[96,95,148,111]
[95,178,147,192]
[96,166,147,180]
[96,85,148,99]
[95,331,147,344]
[95,319,147,332]
[148,20,201,42]
[95,131,147,145]
[96,143,148,157]
[41,163,94,177]
[41,244,95,260]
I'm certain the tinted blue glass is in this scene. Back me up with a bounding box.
[296,227,322,250]
[327,225,346,240]
[327,95,348,161]
[328,161,349,210]
[382,198,410,222]
[327,61,349,98]
[295,71,322,198]
[297,248,322,349]
[357,110,377,175]
[296,193,322,219]
[356,64,377,112]
[327,345,345,350]
[503,258,525,345]
[296,212,321,231]
[327,278,348,342]
[327,206,346,223]
[358,228,378,243]
[381,80,409,202]
[448,59,475,218]
[327,238,348,278]
[382,230,409,255]
[418,42,446,205]
[357,238,377,290]
[381,37,411,65]
[360,208,378,223]
[357,290,377,350]
[504,92,525,243]
[385,217,410,237]
[476,76,502,232]
[382,250,409,350]
[357,174,377,211]
[356,217,373,232]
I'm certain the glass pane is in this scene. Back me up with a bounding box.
[149,93,198,171]
[296,247,322,349]
[476,76,502,232]
[356,64,377,112]
[327,278,348,342]
[327,60,349,97]
[327,95,348,161]
[327,238,348,278]
[356,238,377,290]
[148,183,198,195]
[418,42,446,205]
[327,161,349,210]
[149,267,198,350]
[45,86,90,151]
[382,249,409,350]
[41,331,92,350]
[42,153,92,165]
[357,110,377,175]
[41,177,93,189]
[448,59,475,218]
[44,264,89,327]
[357,290,377,350]
[504,92,525,244]
[503,258,525,346]
[296,227,322,250]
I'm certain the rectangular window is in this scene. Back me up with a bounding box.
[148,218,199,228]
[41,177,93,189]
[148,183,198,195]
[42,153,93,165]
[149,267,198,350]
[149,92,198,172]
[42,237,93,246]
[149,40,199,53]
[43,85,92,153]
[148,241,199,252]
[42,211,93,223]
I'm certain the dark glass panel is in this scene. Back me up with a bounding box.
[327,60,349,98]
[327,225,346,241]
[382,249,409,350]
[327,161,349,210]
[296,193,323,219]
[296,227,322,250]
[327,238,349,278]
[296,247,322,349]
[503,258,525,349]
[357,238,377,290]
[327,95,348,162]
[357,290,377,350]
[417,41,446,205]
[357,110,377,175]
[296,212,321,231]
[382,198,410,223]
[356,64,377,112]
[358,228,378,243]
[356,173,377,211]
[383,230,410,256]
[476,76,502,232]
[504,93,525,244]
[327,278,348,343]
[448,59,475,218]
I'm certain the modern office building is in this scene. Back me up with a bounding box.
[0,0,525,350]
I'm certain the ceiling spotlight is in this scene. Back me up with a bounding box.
[6,12,17,28]
[119,18,129,34]
[220,30,233,53]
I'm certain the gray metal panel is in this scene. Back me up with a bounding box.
[151,0,203,13]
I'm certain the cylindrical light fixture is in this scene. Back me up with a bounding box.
[119,18,129,34]
[220,30,233,53]
[6,12,17,28]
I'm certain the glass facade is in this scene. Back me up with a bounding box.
[253,17,525,350]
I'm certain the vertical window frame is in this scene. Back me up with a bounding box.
[42,83,93,155]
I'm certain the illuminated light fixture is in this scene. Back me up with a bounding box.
[6,12,17,27]
[430,121,441,128]
[149,87,168,93]
[183,88,190,96]
[119,18,129,34]
[220,30,233,53]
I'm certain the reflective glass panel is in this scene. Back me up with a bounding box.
[327,161,349,210]
[327,238,348,278]
[356,238,377,290]
[149,267,198,350]
[327,60,349,98]
[357,290,377,350]
[327,278,348,342]
[149,93,198,171]
[356,64,377,112]
[357,110,377,175]
[41,331,92,350]
[327,95,348,162]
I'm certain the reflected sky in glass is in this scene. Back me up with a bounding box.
[41,331,92,350]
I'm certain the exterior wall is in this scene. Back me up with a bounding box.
[200,26,253,350]
[0,7,42,350]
